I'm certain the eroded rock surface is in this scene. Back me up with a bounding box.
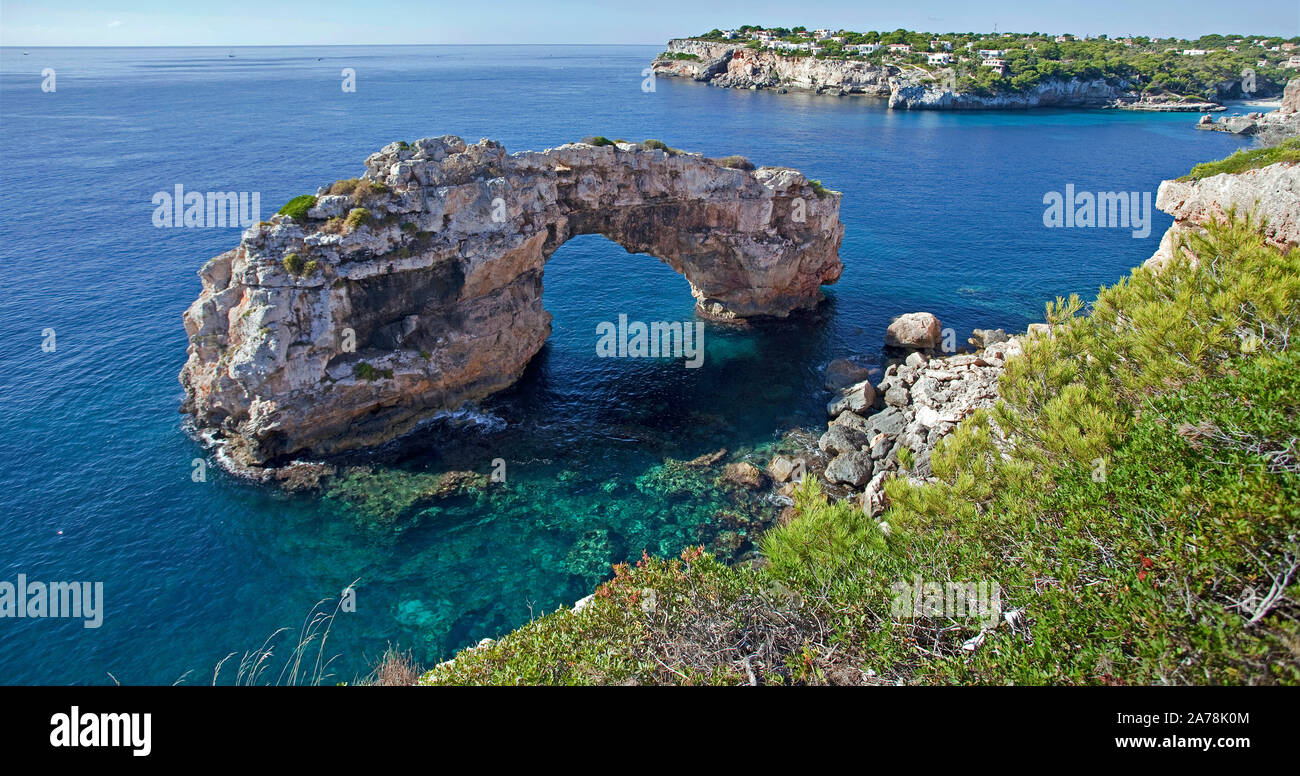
[1145,159,1300,271]
[180,136,843,470]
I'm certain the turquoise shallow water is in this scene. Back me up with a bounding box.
[0,45,1251,684]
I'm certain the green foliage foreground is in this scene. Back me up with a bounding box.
[422,214,1300,685]
[1181,137,1300,181]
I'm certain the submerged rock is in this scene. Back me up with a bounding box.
[720,461,766,490]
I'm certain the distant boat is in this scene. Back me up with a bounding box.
[227,51,235,58]
[23,51,30,55]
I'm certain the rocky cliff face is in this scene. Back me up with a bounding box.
[888,76,1127,110]
[1145,159,1300,270]
[654,39,1247,112]
[652,39,896,96]
[180,136,844,471]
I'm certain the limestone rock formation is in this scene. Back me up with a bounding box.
[1145,159,1300,271]
[652,39,895,96]
[180,136,844,470]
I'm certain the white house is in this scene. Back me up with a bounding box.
[888,43,913,53]
[1283,55,1300,69]
[1181,49,1208,56]
[981,58,1007,73]
[930,39,953,50]
[849,43,881,54]
[927,52,952,65]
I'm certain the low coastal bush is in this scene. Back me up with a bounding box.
[581,136,617,147]
[352,361,392,382]
[640,139,682,154]
[807,179,833,198]
[329,178,390,204]
[711,155,755,171]
[282,252,304,275]
[1180,136,1300,181]
[344,207,372,231]
[276,194,317,220]
[658,51,701,61]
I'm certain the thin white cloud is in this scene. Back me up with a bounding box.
[108,20,122,28]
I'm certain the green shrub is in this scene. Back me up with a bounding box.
[1180,137,1300,181]
[353,362,392,381]
[711,155,755,171]
[282,252,304,275]
[581,136,617,147]
[640,139,682,154]
[276,195,317,220]
[808,179,833,199]
[344,208,372,231]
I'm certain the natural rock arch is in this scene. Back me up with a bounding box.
[180,136,844,469]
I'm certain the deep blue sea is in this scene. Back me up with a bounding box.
[0,45,1253,684]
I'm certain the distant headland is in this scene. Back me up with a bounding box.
[651,26,1300,110]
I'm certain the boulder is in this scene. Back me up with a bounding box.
[824,358,872,391]
[825,451,875,488]
[819,423,869,456]
[767,455,800,483]
[826,380,877,417]
[969,327,1009,349]
[864,407,907,439]
[885,312,942,349]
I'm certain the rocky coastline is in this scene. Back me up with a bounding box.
[1196,78,1300,136]
[652,38,1260,112]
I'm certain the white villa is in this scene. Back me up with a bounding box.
[927,52,952,65]
[982,58,1007,73]
[888,43,913,53]
[978,49,1005,59]
[848,43,881,54]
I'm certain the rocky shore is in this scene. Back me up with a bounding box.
[1196,78,1299,136]
[763,314,1030,517]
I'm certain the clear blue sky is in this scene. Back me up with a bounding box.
[2,0,1297,46]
